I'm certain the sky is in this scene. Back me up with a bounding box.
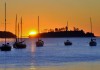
[0,0,100,36]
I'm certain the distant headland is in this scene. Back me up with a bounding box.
[0,31,16,38]
[38,31,95,38]
[29,27,95,38]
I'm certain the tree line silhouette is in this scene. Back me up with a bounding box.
[0,31,16,38]
[30,26,95,38]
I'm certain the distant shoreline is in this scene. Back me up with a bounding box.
[29,30,95,38]
[29,36,97,39]
[0,31,16,38]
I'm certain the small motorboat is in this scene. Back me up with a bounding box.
[64,40,72,46]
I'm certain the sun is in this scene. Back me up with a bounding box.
[29,31,37,36]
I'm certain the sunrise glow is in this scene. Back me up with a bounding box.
[29,31,37,36]
[0,0,100,36]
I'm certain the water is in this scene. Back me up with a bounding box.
[0,38,100,68]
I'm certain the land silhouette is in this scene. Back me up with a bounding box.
[36,31,95,38]
[0,31,16,38]
[0,27,95,38]
[29,26,95,38]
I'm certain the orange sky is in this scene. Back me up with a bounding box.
[0,0,100,36]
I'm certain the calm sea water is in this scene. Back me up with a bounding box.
[0,38,100,68]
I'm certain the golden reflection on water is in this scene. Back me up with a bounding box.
[0,38,100,70]
[30,62,100,70]
[30,39,36,53]
[0,62,100,70]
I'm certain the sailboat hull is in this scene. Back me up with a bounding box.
[64,41,72,46]
[13,42,26,49]
[89,41,97,46]
[36,40,44,47]
[0,44,11,51]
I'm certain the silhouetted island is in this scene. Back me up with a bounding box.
[38,30,95,38]
[29,27,95,38]
[0,31,16,38]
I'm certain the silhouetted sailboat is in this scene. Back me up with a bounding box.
[0,2,11,51]
[89,18,97,46]
[13,17,26,49]
[64,21,72,46]
[36,16,44,47]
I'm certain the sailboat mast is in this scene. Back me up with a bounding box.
[15,14,17,42]
[90,17,92,39]
[18,23,19,42]
[15,14,17,37]
[20,17,22,41]
[5,2,6,44]
[67,21,68,37]
[38,16,39,40]
[67,21,68,31]
[90,17,92,34]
